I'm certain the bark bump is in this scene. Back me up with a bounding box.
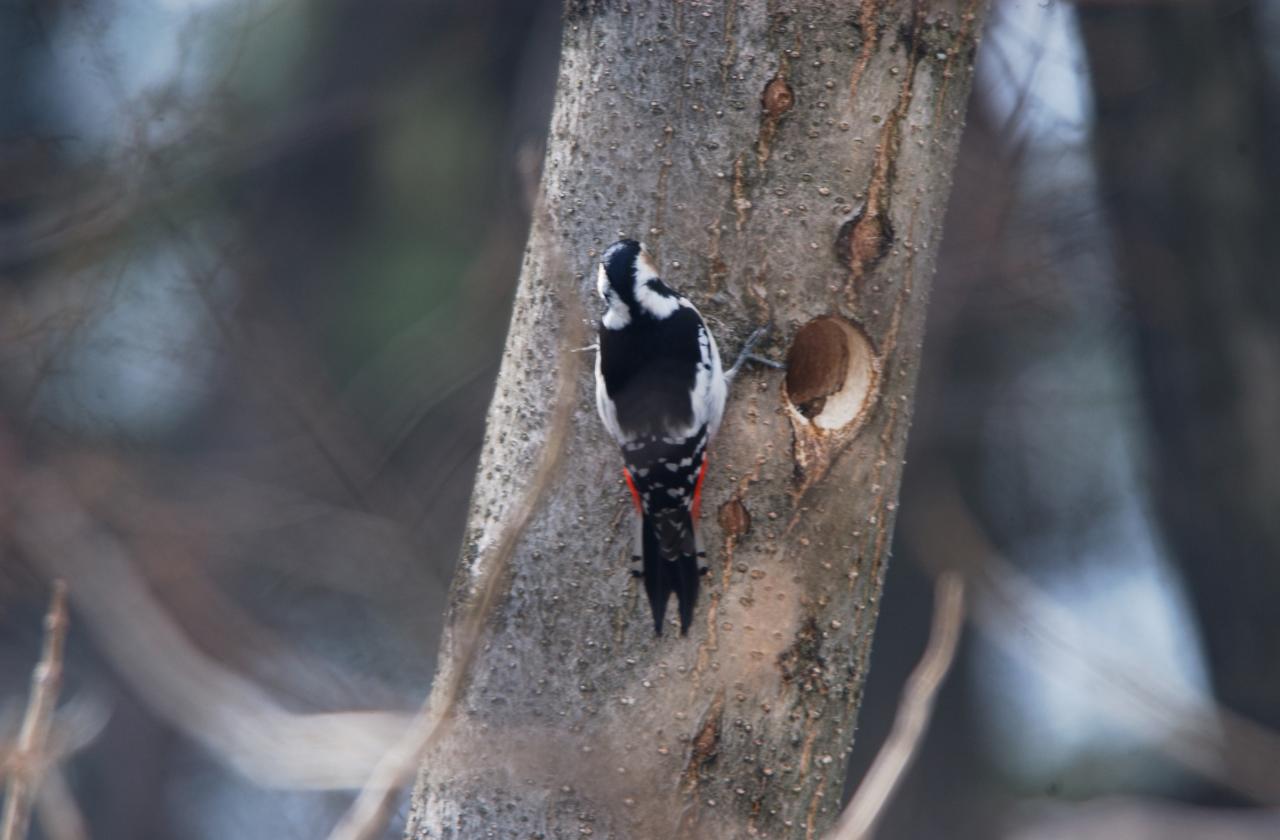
[836,209,895,278]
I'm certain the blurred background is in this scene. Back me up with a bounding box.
[1,0,1278,837]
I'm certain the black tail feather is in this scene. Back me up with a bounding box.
[674,553,701,634]
[641,509,701,635]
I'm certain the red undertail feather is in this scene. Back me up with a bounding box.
[623,468,643,513]
[691,457,708,520]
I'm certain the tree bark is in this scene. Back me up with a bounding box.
[406,2,986,837]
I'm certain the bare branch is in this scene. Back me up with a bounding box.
[826,573,966,840]
[1007,796,1280,840]
[2,580,69,840]
[32,770,87,840]
[325,234,582,840]
[912,477,1280,804]
[14,474,414,790]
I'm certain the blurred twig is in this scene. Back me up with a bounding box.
[910,475,1280,805]
[0,81,381,274]
[1,581,68,840]
[826,573,966,840]
[31,770,87,840]
[326,231,582,840]
[1007,795,1280,840]
[14,475,414,790]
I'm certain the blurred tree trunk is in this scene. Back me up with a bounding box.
[1079,1,1280,772]
[406,2,986,837]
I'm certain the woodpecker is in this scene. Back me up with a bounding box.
[593,239,751,635]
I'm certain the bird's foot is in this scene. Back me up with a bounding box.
[727,324,785,381]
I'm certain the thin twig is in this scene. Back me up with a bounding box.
[1,581,69,840]
[325,233,583,840]
[910,476,1280,805]
[33,769,88,840]
[15,483,414,790]
[825,572,966,840]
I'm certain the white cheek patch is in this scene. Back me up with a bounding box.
[602,297,631,329]
[634,282,682,319]
[599,263,630,329]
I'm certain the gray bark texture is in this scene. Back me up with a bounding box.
[406,2,985,838]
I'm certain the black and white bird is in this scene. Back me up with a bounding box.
[593,239,730,635]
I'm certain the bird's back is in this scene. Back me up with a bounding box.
[598,306,706,440]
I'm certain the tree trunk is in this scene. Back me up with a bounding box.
[1078,3,1280,774]
[406,2,986,837]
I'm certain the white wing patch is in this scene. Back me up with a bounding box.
[595,350,627,444]
[678,300,726,441]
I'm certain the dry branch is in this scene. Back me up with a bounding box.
[31,770,87,840]
[1,581,68,840]
[13,473,414,790]
[326,238,582,840]
[911,477,1280,805]
[826,572,965,840]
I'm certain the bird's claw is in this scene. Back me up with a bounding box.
[727,323,784,380]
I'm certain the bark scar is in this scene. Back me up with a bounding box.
[731,152,752,231]
[681,687,726,794]
[843,5,926,300]
[756,73,795,168]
